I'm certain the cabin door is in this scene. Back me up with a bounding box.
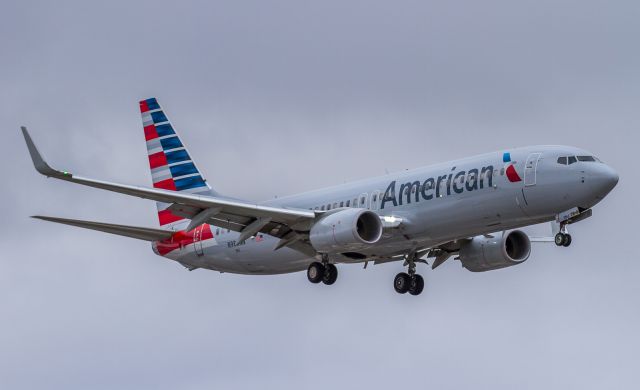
[524,153,541,186]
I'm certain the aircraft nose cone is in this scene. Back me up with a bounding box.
[590,164,619,197]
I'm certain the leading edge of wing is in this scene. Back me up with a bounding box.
[21,127,315,226]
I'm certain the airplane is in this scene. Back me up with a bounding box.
[21,98,619,296]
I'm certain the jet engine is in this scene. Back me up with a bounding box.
[458,230,531,272]
[309,208,383,253]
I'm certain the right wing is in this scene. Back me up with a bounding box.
[22,127,316,241]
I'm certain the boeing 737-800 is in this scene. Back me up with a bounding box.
[21,98,619,296]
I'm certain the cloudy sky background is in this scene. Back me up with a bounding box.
[1,1,638,388]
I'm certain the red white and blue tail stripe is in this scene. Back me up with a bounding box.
[140,97,215,226]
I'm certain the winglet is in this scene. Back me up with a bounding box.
[21,126,66,178]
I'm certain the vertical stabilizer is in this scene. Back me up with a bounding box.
[139,97,216,227]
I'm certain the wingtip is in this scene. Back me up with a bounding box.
[21,127,64,178]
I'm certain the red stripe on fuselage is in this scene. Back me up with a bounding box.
[155,224,213,255]
[148,151,168,169]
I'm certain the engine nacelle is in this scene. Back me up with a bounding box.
[458,230,531,272]
[309,208,383,253]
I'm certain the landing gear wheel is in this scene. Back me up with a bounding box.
[322,264,338,285]
[409,274,424,296]
[394,272,411,294]
[307,262,325,284]
[555,233,572,247]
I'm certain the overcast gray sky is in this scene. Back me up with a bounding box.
[1,0,639,389]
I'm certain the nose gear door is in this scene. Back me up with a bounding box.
[524,153,542,186]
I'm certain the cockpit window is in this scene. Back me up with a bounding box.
[557,156,567,165]
[568,156,577,164]
[577,155,596,162]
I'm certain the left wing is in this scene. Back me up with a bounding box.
[22,127,316,242]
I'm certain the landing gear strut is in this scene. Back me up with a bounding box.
[394,252,425,296]
[307,256,338,285]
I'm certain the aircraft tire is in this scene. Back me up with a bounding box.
[409,274,424,296]
[394,272,411,294]
[307,262,325,284]
[555,233,566,246]
[563,234,572,247]
[322,264,338,285]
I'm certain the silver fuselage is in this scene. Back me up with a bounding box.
[160,145,618,274]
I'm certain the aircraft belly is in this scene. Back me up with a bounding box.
[178,235,312,275]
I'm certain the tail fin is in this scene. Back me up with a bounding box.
[139,97,216,227]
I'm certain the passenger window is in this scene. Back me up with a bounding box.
[568,156,577,164]
[333,202,338,208]
[360,197,365,205]
[320,205,325,211]
[353,198,357,207]
[216,228,220,235]
[340,201,344,207]
[327,204,331,210]
[577,156,596,162]
[557,156,567,165]
[346,200,350,207]
[372,194,377,201]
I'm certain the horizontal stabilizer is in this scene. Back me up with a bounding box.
[32,216,174,241]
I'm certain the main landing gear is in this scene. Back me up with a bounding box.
[394,252,425,296]
[307,260,338,285]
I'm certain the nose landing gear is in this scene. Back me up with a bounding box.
[554,222,572,247]
[555,232,572,247]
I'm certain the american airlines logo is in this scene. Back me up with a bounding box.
[380,165,495,209]
[503,152,522,183]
